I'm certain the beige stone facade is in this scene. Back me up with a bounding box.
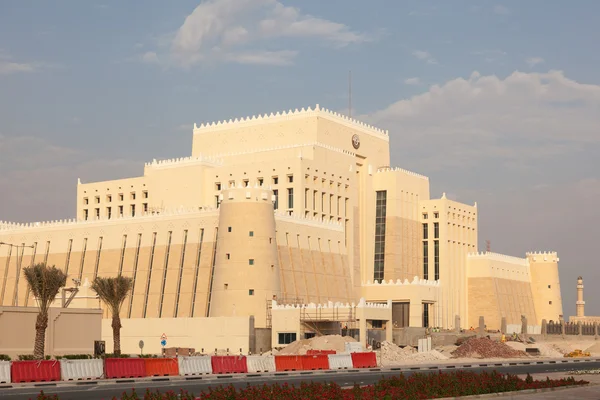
[0,105,564,350]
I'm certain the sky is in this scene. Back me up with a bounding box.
[1,0,599,317]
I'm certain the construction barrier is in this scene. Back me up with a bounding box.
[11,360,61,383]
[246,355,276,373]
[301,354,329,370]
[306,350,336,355]
[104,358,146,379]
[327,354,353,370]
[144,357,179,376]
[274,355,303,371]
[350,352,378,368]
[178,356,212,376]
[211,356,247,374]
[60,359,104,381]
[0,361,10,384]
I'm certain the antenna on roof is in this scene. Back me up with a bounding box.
[348,70,352,118]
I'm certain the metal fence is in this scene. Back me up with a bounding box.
[546,321,562,335]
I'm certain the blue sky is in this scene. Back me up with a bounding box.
[1,0,600,316]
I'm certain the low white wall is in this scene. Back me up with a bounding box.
[101,316,252,355]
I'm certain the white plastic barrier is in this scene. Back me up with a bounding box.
[0,361,10,384]
[178,356,213,376]
[246,355,275,373]
[344,342,363,353]
[60,359,104,381]
[328,354,353,369]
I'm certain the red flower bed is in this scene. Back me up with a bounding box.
[33,371,588,400]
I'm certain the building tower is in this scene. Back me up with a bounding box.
[576,276,585,317]
[527,251,563,323]
[208,184,281,328]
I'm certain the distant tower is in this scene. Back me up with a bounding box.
[208,184,281,328]
[527,252,563,324]
[576,276,585,317]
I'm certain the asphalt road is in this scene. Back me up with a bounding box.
[1,361,598,400]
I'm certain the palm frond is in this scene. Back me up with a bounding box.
[22,263,67,311]
[91,276,133,315]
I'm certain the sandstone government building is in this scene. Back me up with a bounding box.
[0,105,564,353]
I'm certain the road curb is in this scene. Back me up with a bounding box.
[0,357,598,390]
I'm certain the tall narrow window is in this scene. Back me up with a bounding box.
[118,235,127,276]
[373,190,387,282]
[434,222,439,239]
[93,237,103,279]
[84,209,89,220]
[158,231,172,318]
[423,223,428,240]
[273,189,279,210]
[174,230,188,317]
[131,204,136,217]
[78,238,88,281]
[142,232,158,318]
[434,240,439,281]
[287,188,294,209]
[423,241,429,280]
[64,239,73,275]
[422,303,430,328]
[107,207,112,219]
[190,229,205,317]
[128,233,142,318]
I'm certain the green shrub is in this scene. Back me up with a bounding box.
[18,354,51,360]
[55,354,94,360]
[0,354,11,361]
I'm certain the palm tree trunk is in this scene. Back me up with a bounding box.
[34,312,48,360]
[112,314,122,356]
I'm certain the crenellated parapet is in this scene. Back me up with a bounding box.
[467,251,530,267]
[219,183,276,203]
[376,166,429,181]
[0,206,219,233]
[144,155,223,169]
[274,211,344,232]
[271,297,391,311]
[193,104,389,141]
[363,276,441,287]
[526,251,559,263]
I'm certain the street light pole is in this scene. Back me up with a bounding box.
[0,241,35,306]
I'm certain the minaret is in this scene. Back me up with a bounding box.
[576,276,585,317]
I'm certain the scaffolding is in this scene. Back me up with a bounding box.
[266,296,304,328]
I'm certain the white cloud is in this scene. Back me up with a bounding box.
[165,0,368,68]
[0,51,37,75]
[142,51,160,64]
[366,70,600,169]
[404,77,421,85]
[226,50,297,66]
[493,4,510,15]
[526,57,544,67]
[412,50,437,65]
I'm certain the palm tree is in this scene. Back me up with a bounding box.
[23,263,67,359]
[91,276,133,356]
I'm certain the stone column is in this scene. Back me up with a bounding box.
[386,300,393,343]
[501,317,507,334]
[359,318,367,349]
[541,319,547,339]
[521,315,527,335]
[478,316,485,338]
[454,315,461,333]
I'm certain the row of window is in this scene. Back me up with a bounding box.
[373,191,387,282]
[304,190,349,216]
[422,223,439,240]
[423,240,439,280]
[83,203,149,220]
[215,175,293,191]
[83,191,148,205]
[423,212,476,221]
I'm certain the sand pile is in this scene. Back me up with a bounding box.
[452,337,527,359]
[278,335,357,355]
[586,342,600,355]
[535,343,564,358]
[380,341,448,365]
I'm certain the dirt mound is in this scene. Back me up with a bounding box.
[278,335,357,355]
[380,341,448,365]
[451,337,527,359]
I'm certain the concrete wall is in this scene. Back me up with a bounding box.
[102,316,253,355]
[467,252,537,330]
[0,306,102,359]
